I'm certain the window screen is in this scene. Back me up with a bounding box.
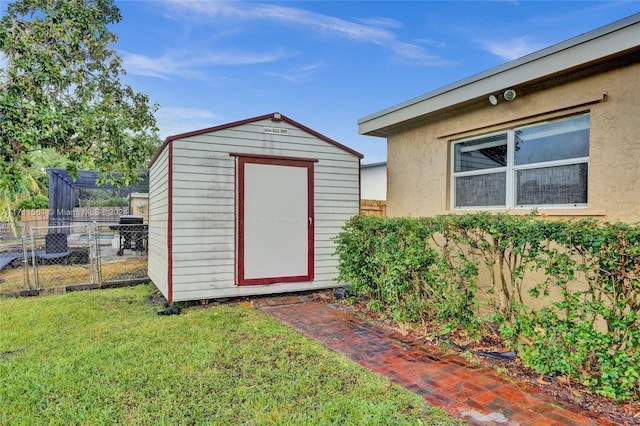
[452,114,589,209]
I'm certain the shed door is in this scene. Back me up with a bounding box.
[237,156,314,285]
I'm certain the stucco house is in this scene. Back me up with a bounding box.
[358,13,640,222]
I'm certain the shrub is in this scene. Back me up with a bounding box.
[334,213,640,401]
[17,194,48,210]
[334,215,481,333]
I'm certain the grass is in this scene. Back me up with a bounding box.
[0,285,459,425]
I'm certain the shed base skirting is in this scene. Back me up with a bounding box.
[169,280,340,302]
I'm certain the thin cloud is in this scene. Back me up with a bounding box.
[265,62,327,83]
[162,0,451,66]
[121,51,173,79]
[480,3,633,61]
[264,71,299,84]
[156,106,223,139]
[524,1,629,26]
[479,36,547,61]
[297,62,326,73]
[121,48,295,80]
[356,16,404,30]
[391,42,452,66]
[415,38,447,49]
[167,1,394,43]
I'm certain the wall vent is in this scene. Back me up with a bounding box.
[264,126,289,135]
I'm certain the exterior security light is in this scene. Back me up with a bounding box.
[504,89,517,101]
[488,94,498,105]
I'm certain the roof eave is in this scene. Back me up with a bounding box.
[149,112,363,169]
[358,12,640,138]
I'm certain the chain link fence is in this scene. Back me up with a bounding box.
[94,223,148,284]
[0,222,148,296]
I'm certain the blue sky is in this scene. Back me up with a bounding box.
[41,2,640,163]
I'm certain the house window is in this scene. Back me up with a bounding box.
[452,114,590,209]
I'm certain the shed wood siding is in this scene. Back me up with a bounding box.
[148,145,170,295]
[168,118,360,301]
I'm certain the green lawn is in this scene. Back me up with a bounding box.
[0,285,459,425]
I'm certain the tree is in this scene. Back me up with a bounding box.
[0,0,160,208]
[0,147,83,233]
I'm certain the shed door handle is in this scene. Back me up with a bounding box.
[309,217,313,225]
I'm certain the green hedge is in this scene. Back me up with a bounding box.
[334,213,640,401]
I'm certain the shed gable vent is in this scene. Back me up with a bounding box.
[263,126,289,135]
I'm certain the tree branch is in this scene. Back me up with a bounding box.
[39,140,85,154]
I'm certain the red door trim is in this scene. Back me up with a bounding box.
[237,156,315,286]
[230,152,319,163]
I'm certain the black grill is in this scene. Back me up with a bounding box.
[110,216,147,255]
[119,215,144,225]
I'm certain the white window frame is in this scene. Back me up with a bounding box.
[451,114,589,210]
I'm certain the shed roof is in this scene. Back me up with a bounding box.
[358,13,640,138]
[149,112,363,168]
[361,161,387,169]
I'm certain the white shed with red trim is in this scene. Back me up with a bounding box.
[147,112,362,302]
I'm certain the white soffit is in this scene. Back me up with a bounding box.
[358,13,640,137]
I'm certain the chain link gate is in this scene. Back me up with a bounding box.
[0,222,148,295]
[30,224,96,290]
[94,223,148,284]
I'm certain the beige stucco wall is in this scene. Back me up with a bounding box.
[129,193,149,223]
[387,59,640,222]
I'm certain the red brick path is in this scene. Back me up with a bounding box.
[257,298,619,426]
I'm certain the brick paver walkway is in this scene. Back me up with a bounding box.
[257,297,618,426]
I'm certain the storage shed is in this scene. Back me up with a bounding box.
[148,112,363,302]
